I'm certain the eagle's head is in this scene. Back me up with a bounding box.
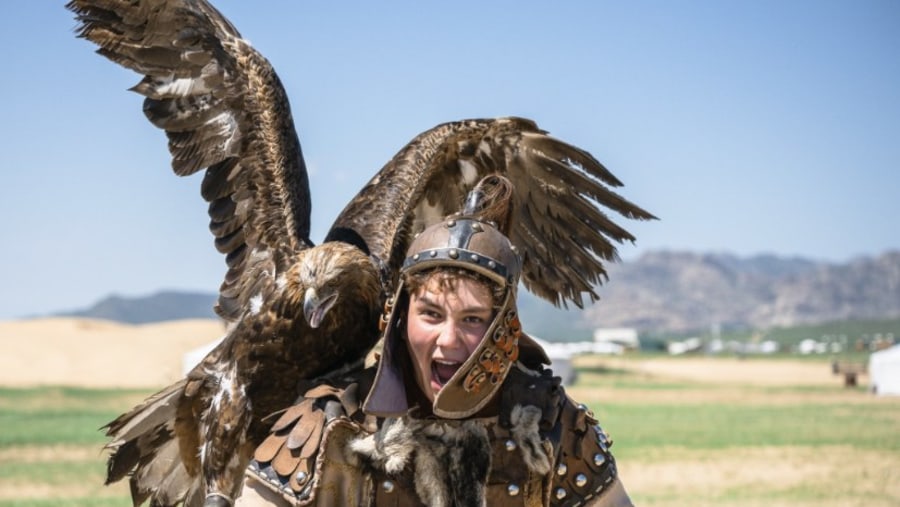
[292,242,382,329]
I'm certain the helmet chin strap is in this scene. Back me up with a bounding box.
[432,289,519,419]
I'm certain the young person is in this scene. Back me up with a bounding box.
[238,209,634,506]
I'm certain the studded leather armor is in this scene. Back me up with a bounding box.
[238,364,629,507]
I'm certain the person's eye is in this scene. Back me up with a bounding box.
[421,309,442,320]
[463,315,486,324]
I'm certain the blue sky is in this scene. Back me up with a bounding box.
[1,1,898,319]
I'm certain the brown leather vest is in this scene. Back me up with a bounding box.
[244,364,618,506]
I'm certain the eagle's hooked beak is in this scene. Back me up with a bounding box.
[303,287,338,329]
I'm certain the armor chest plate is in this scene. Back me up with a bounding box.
[367,420,552,507]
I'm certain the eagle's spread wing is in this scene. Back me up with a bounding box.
[69,3,377,504]
[68,0,313,321]
[327,117,656,308]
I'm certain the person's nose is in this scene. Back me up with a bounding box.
[435,320,462,348]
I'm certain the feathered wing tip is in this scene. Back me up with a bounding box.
[66,0,314,325]
[510,130,657,308]
[328,116,656,310]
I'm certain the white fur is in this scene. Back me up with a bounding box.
[510,404,551,475]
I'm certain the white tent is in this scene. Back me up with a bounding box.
[869,344,900,396]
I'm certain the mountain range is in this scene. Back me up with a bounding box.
[58,291,218,324]
[581,249,900,333]
[57,250,900,337]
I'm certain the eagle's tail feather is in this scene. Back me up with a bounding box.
[130,436,195,506]
[104,378,200,506]
[104,379,187,446]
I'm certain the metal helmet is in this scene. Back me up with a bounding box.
[363,215,549,419]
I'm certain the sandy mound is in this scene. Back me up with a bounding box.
[0,317,860,390]
[1,317,225,388]
[598,356,841,385]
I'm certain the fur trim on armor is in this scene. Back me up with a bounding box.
[349,410,554,507]
[509,404,552,475]
[349,417,490,506]
[348,417,419,476]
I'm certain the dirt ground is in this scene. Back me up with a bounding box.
[598,355,840,385]
[0,317,867,389]
[0,317,225,388]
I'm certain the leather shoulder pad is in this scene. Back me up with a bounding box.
[246,370,377,504]
[550,396,618,505]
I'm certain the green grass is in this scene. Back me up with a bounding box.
[0,387,151,447]
[565,355,900,506]
[0,387,148,507]
[0,459,105,485]
[595,401,900,455]
[2,363,899,507]
[572,360,900,456]
[1,410,115,447]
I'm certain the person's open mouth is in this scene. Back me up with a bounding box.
[431,359,462,388]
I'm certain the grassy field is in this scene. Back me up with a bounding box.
[0,387,151,506]
[568,355,900,507]
[1,357,898,507]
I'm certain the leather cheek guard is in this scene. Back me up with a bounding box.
[432,290,521,419]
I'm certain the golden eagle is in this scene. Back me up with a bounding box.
[66,1,655,506]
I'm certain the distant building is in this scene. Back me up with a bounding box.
[667,337,703,355]
[593,327,640,350]
[529,335,587,385]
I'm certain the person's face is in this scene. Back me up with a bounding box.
[405,276,494,402]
